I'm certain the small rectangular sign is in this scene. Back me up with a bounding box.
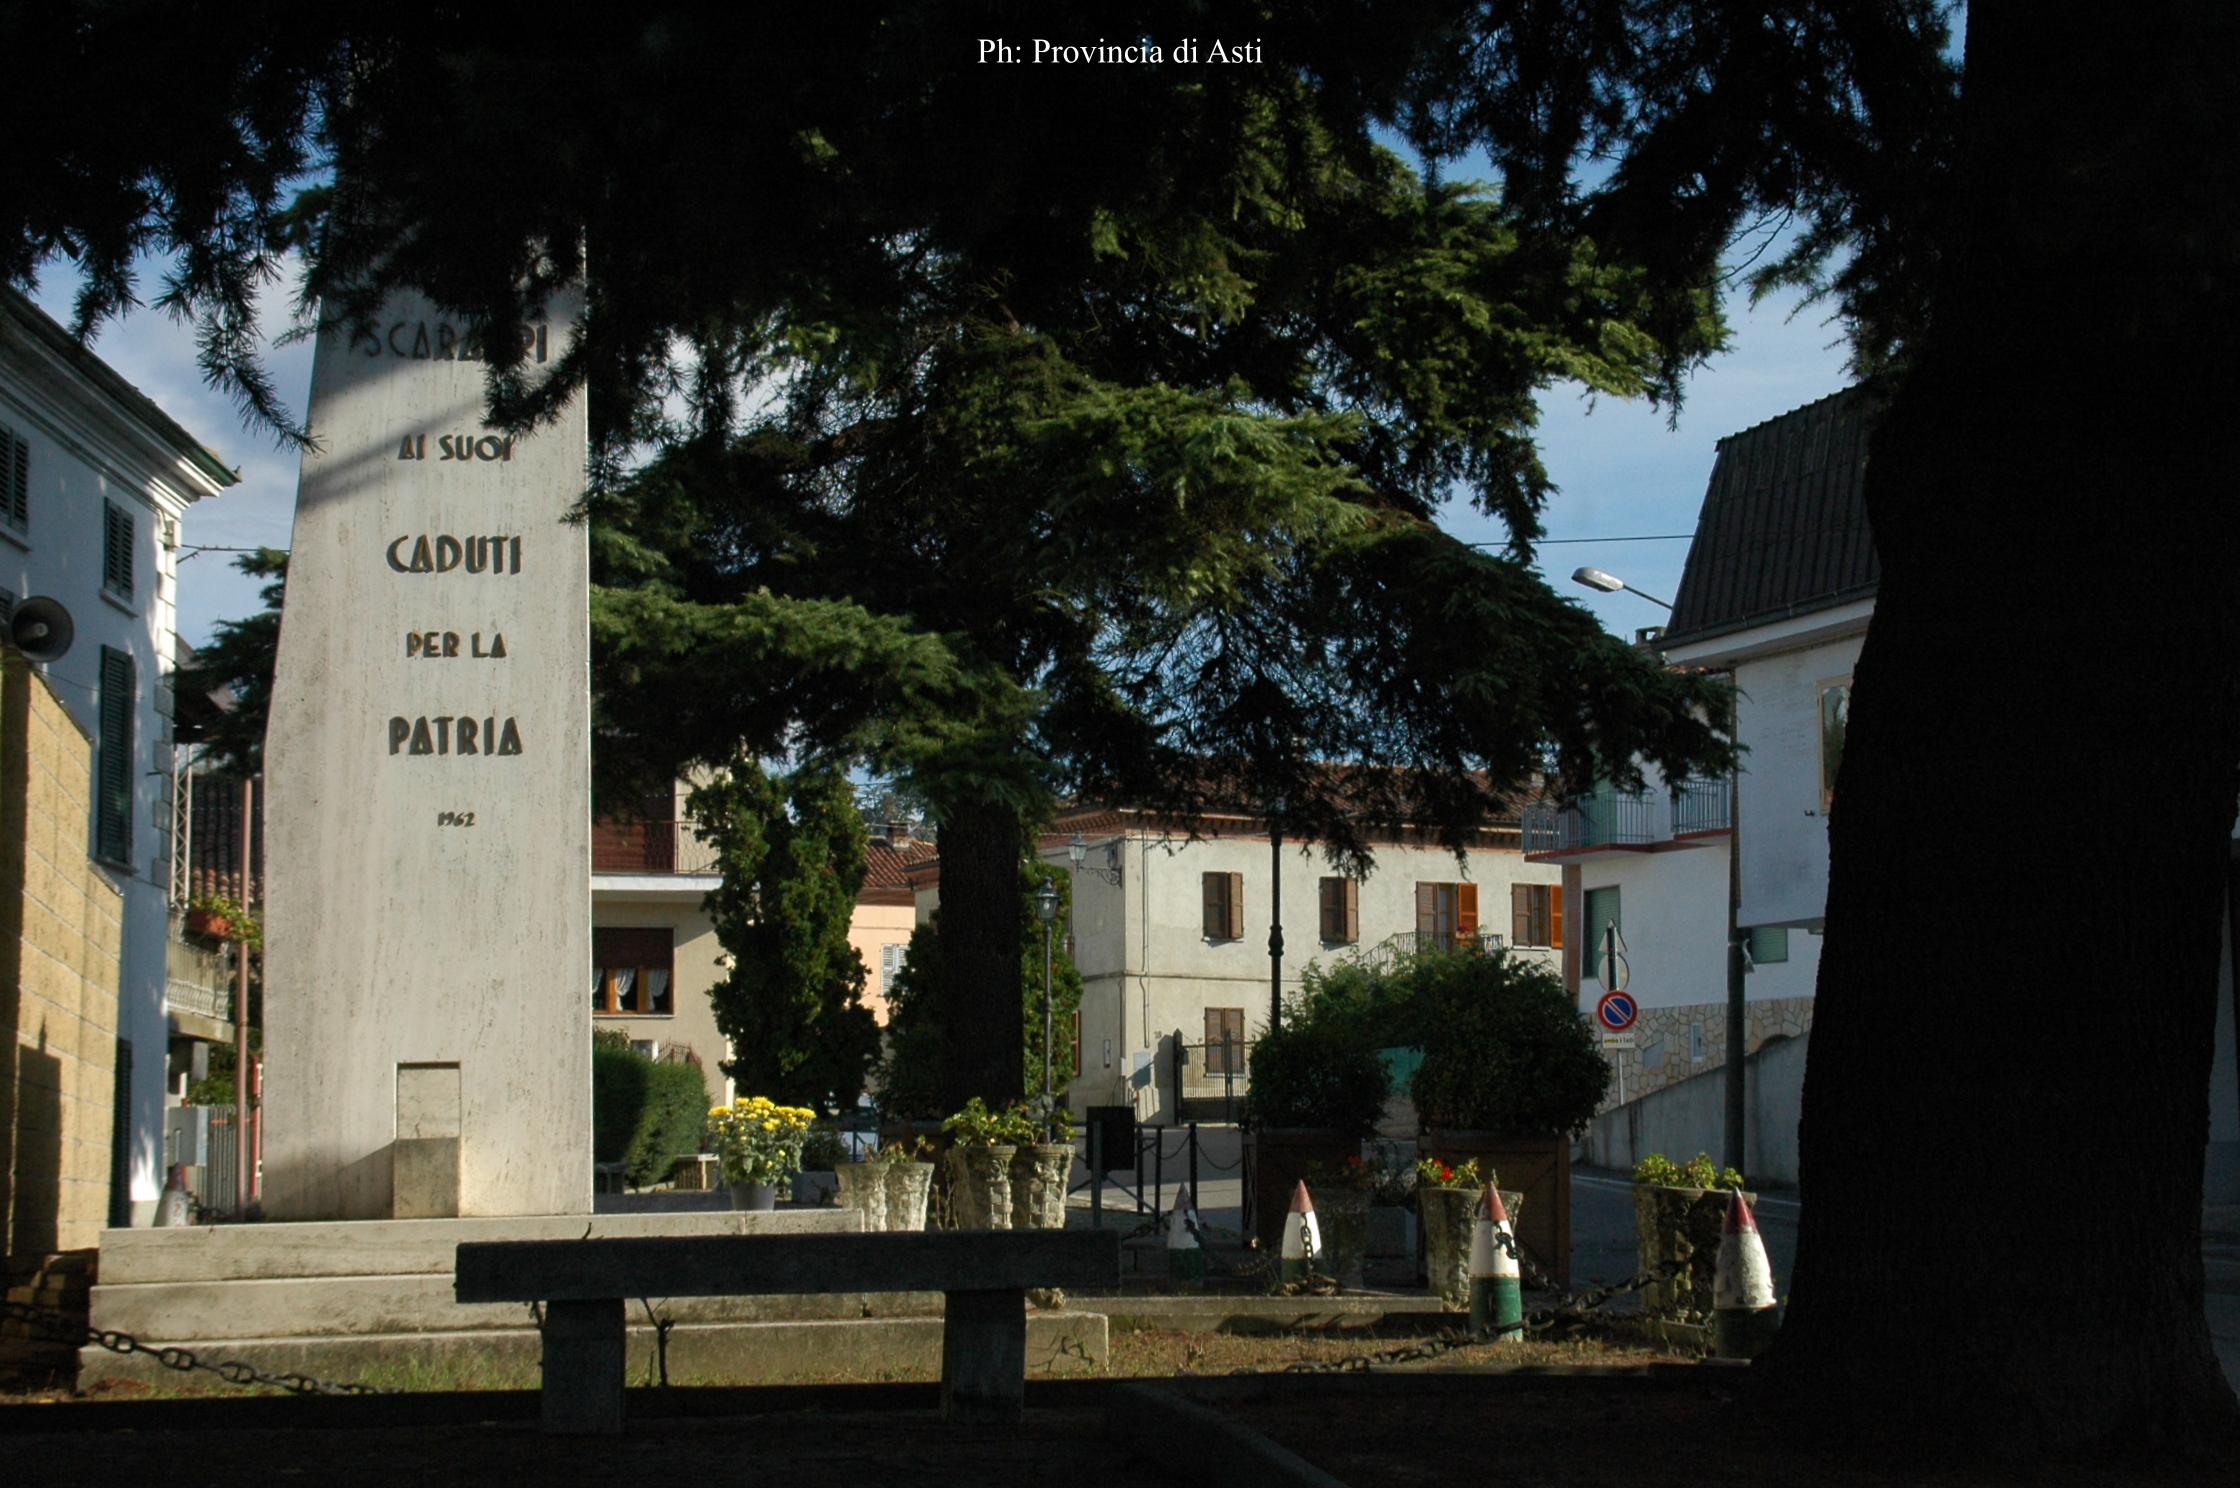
[1601,1034,1638,1051]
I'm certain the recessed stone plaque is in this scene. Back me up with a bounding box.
[262,291,590,1220]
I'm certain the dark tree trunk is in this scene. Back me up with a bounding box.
[938,796,1025,1113]
[1760,0,2240,1449]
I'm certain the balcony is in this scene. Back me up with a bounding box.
[593,804,720,876]
[1670,778,1733,836]
[1521,780,1729,862]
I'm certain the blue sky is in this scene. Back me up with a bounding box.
[32,252,1852,650]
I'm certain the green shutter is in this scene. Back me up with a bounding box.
[1,423,26,531]
[1583,886,1621,983]
[104,501,135,598]
[97,646,134,865]
[1747,926,1789,965]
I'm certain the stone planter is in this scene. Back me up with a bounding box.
[730,1181,778,1212]
[1425,1130,1571,1290]
[946,1144,1017,1229]
[1304,1185,1370,1289]
[834,1162,889,1230]
[883,1161,935,1232]
[1634,1183,1756,1319]
[1009,1144,1074,1230]
[1249,1128,1357,1256]
[1419,1186,1525,1308]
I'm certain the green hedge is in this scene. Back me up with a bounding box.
[1253,945,1609,1140]
[593,1033,711,1187]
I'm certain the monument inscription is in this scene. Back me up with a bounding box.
[263,289,591,1221]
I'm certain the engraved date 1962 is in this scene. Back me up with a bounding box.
[437,811,476,827]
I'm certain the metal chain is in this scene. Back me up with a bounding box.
[1251,1240,1696,1376]
[2,1299,396,1396]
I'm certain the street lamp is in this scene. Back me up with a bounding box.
[1571,566,1674,610]
[1035,878,1059,1107]
[1067,832,1121,885]
[1266,794,1286,1034]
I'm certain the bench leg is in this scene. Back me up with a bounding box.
[541,1298,625,1434]
[940,1287,1025,1425]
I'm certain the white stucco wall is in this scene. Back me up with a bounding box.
[1729,630,1865,931]
[3,307,227,1221]
[1577,840,1821,1010]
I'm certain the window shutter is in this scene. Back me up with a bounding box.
[1203,872,1224,938]
[1,423,26,531]
[1225,872,1244,939]
[96,647,134,864]
[1343,878,1358,943]
[103,502,136,598]
[1456,883,1478,942]
[1317,877,1336,941]
[1414,883,1436,938]
[1550,885,1564,948]
[0,588,14,630]
[1512,885,1531,945]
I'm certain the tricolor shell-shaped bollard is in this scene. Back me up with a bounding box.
[1713,1190,1780,1359]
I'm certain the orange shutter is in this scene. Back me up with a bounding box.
[1226,872,1245,939]
[1457,883,1478,943]
[1550,884,1565,948]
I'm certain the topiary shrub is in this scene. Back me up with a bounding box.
[1408,951,1609,1137]
[1242,1016,1391,1140]
[593,1031,712,1186]
[626,1058,712,1187]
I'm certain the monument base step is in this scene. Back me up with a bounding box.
[76,1313,1108,1392]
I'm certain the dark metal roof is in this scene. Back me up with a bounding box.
[1662,387,1879,646]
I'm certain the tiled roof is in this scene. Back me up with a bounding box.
[1663,387,1880,646]
[863,836,938,890]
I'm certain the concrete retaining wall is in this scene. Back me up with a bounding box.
[1576,1031,1809,1184]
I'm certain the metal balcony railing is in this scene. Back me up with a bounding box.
[1519,790,1656,853]
[1670,778,1733,835]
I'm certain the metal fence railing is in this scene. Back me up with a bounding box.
[1520,789,1660,852]
[1670,777,1733,835]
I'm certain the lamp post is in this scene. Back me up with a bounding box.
[1035,878,1058,1106]
[1267,794,1286,1033]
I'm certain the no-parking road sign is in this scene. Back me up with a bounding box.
[1595,990,1638,1033]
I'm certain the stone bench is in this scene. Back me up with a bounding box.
[454,1228,1121,1432]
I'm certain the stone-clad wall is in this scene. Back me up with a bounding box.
[1,654,125,1254]
[1597,995,1814,1116]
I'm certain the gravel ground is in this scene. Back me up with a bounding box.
[1213,1380,2240,1488]
[8,1408,1148,1488]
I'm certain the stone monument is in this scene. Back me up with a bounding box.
[261,290,591,1220]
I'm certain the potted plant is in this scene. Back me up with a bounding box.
[1412,951,1609,1291]
[1630,1151,1752,1319]
[879,1136,939,1231]
[941,1098,1021,1228]
[184,893,258,946]
[707,1096,815,1210]
[1414,1158,1529,1307]
[1242,1015,1391,1256]
[1009,1103,1075,1231]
